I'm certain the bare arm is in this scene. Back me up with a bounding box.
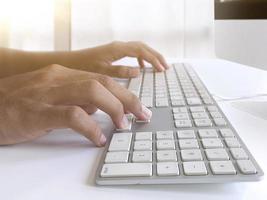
[0,47,88,78]
[0,41,168,78]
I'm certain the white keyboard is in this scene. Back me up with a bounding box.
[95,63,264,185]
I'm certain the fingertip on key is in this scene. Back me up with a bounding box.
[141,105,152,120]
[99,134,107,146]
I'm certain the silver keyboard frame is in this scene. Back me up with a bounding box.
[95,63,264,185]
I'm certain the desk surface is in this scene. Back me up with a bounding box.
[1,59,267,200]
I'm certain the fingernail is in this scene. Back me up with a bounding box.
[141,105,152,119]
[160,64,165,71]
[100,134,107,146]
[119,115,129,129]
[158,66,165,72]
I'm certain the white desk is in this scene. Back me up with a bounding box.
[1,59,267,200]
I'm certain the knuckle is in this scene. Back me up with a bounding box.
[82,104,98,114]
[113,67,128,78]
[38,64,65,81]
[112,102,124,119]
[44,64,65,72]
[135,46,144,56]
[65,106,85,123]
[98,75,113,86]
[86,79,101,92]
[127,41,143,53]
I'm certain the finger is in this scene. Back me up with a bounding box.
[96,65,140,78]
[137,57,145,68]
[123,42,165,72]
[44,80,127,129]
[143,44,169,69]
[96,75,152,121]
[39,104,106,147]
[80,104,98,114]
[44,71,152,121]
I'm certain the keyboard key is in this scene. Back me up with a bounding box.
[205,149,229,161]
[171,100,186,106]
[134,140,153,150]
[214,118,227,126]
[135,117,151,123]
[190,106,205,112]
[105,152,129,163]
[198,129,218,138]
[186,97,202,105]
[207,106,218,112]
[157,140,175,150]
[192,112,209,119]
[135,132,152,141]
[177,130,196,139]
[194,119,212,127]
[210,161,236,175]
[236,160,257,174]
[179,139,199,149]
[109,132,132,152]
[132,151,153,162]
[157,162,179,176]
[175,120,192,128]
[157,150,177,162]
[203,98,213,104]
[202,138,223,148]
[181,149,203,161]
[170,95,184,101]
[128,76,142,97]
[173,113,190,120]
[141,97,153,107]
[225,138,241,148]
[156,131,174,140]
[185,93,198,98]
[230,148,248,160]
[210,111,223,118]
[183,161,208,175]
[173,107,187,113]
[101,163,153,177]
[220,129,235,138]
[156,98,169,107]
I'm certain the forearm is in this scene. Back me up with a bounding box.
[0,48,92,78]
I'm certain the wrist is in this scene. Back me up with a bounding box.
[62,48,95,70]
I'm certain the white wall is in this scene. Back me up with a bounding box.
[215,20,267,70]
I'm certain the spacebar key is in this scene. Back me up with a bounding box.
[101,163,153,177]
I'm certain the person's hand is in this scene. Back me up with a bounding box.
[78,41,168,78]
[0,64,152,146]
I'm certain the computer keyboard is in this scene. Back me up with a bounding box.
[95,63,264,185]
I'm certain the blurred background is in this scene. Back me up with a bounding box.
[0,0,266,69]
